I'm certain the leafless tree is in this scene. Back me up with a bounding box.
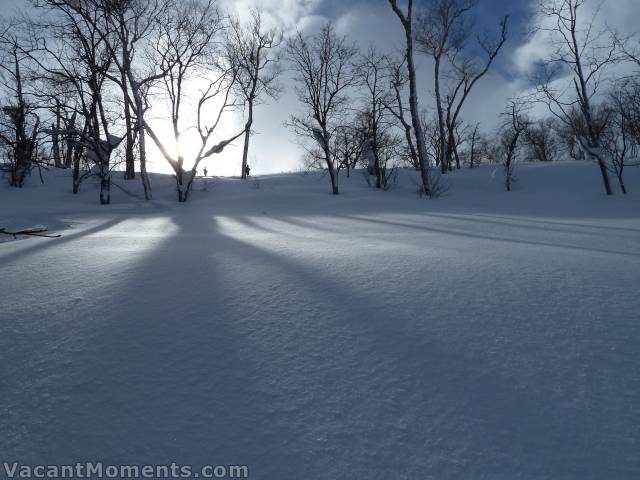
[100,0,168,199]
[614,29,640,71]
[30,0,124,204]
[601,85,640,194]
[388,0,433,196]
[444,19,507,170]
[415,0,471,173]
[0,23,42,187]
[500,100,529,192]
[101,0,161,181]
[286,23,359,195]
[45,90,84,171]
[534,0,619,195]
[44,0,168,199]
[522,117,560,162]
[462,123,478,167]
[421,111,442,167]
[357,47,396,189]
[332,122,365,177]
[144,0,246,202]
[415,0,507,173]
[225,9,282,179]
[381,57,419,170]
[109,0,175,200]
[462,123,489,168]
[612,79,640,149]
[353,108,402,190]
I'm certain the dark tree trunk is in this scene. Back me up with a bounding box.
[122,57,135,180]
[52,103,62,168]
[63,113,76,169]
[99,174,111,204]
[324,144,339,195]
[134,98,151,200]
[392,0,432,195]
[241,101,253,179]
[72,152,81,194]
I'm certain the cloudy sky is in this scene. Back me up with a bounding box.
[220,0,535,176]
[2,0,639,176]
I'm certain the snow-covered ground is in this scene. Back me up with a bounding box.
[1,162,640,479]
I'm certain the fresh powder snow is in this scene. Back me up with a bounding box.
[1,162,639,479]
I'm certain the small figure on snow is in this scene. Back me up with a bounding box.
[203,167,208,177]
[245,164,251,178]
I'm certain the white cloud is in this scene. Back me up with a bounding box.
[220,0,321,33]
[512,0,640,76]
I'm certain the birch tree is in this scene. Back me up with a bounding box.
[144,0,246,202]
[30,0,123,204]
[101,0,167,197]
[415,0,507,173]
[226,9,282,179]
[388,0,432,196]
[0,24,42,187]
[286,23,359,195]
[534,0,618,195]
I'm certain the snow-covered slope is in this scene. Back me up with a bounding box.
[1,162,639,479]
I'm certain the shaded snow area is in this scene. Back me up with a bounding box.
[1,162,640,479]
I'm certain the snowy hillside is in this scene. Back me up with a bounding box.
[2,161,640,479]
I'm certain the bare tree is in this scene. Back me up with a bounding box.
[30,0,123,204]
[500,100,529,192]
[534,0,618,195]
[332,122,365,177]
[144,0,245,202]
[462,123,486,168]
[108,0,173,200]
[47,0,167,199]
[388,0,433,196]
[101,0,167,198]
[422,111,442,168]
[444,16,508,170]
[415,0,507,173]
[601,85,640,194]
[382,57,419,170]
[614,29,640,71]
[612,79,640,150]
[414,0,470,173]
[522,118,560,162]
[226,9,282,179]
[286,23,359,195]
[357,47,395,189]
[0,24,42,187]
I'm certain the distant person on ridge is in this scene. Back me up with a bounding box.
[203,167,208,177]
[245,165,251,178]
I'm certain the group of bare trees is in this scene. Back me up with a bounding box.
[0,25,41,188]
[0,0,282,203]
[2,0,639,201]
[497,0,640,195]
[284,0,509,196]
[286,0,640,196]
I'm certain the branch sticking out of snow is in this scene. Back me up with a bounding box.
[0,226,61,239]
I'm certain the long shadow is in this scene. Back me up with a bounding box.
[0,217,125,267]
[339,214,640,259]
[204,227,638,479]
[4,207,638,478]
[228,215,281,235]
[420,211,640,239]
[444,212,640,235]
[1,208,265,467]
[266,214,346,235]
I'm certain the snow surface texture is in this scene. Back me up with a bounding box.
[1,162,640,479]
